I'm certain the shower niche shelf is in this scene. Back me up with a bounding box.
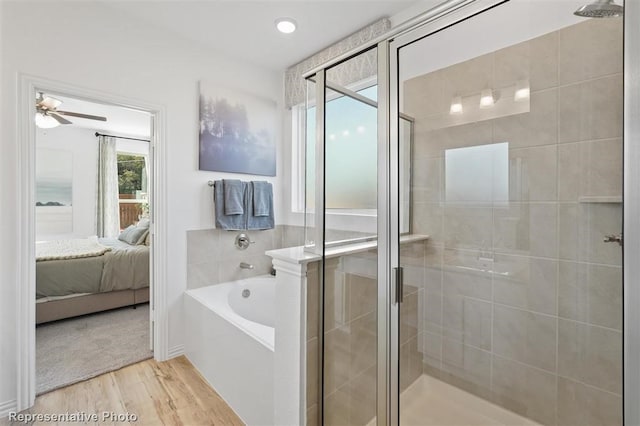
[578,196,622,203]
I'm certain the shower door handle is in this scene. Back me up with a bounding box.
[604,233,623,247]
[393,267,404,304]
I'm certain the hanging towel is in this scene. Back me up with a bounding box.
[223,179,245,215]
[214,180,247,230]
[247,182,274,230]
[252,181,272,217]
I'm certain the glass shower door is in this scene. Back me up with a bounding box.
[309,46,382,426]
[394,1,624,425]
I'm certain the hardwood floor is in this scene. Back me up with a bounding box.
[2,356,244,426]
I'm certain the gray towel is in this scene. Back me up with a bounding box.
[214,180,247,230]
[223,179,244,215]
[247,182,274,230]
[252,181,272,217]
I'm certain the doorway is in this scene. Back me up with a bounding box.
[16,75,167,411]
[34,93,153,394]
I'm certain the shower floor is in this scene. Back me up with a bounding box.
[366,374,541,426]
[398,375,541,426]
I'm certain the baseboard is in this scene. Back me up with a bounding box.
[167,344,184,359]
[0,399,17,419]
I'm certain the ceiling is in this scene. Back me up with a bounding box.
[41,93,151,138]
[103,1,419,70]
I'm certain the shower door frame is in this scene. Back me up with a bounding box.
[305,0,640,424]
[387,1,640,425]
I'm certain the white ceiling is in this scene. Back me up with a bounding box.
[42,93,151,138]
[38,1,427,137]
[103,1,419,70]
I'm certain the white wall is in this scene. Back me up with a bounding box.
[0,1,282,409]
[35,127,98,240]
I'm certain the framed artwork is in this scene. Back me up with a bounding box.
[36,148,73,234]
[199,82,277,176]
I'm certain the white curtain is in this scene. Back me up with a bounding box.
[96,136,120,237]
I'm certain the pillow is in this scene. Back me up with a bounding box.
[136,229,150,245]
[136,218,150,229]
[144,231,151,246]
[118,225,148,245]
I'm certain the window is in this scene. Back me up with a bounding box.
[292,85,379,215]
[117,153,148,228]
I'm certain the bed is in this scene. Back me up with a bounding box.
[35,237,150,324]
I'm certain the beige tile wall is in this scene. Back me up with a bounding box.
[186,225,305,289]
[404,18,623,426]
[305,249,384,426]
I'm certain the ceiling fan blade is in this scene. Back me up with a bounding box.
[38,96,62,110]
[55,110,107,122]
[49,112,72,125]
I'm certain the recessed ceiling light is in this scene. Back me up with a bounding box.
[275,18,297,34]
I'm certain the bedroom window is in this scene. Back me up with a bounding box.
[117,153,148,228]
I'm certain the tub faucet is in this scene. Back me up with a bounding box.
[239,262,254,270]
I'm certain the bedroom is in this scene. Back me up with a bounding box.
[34,94,153,394]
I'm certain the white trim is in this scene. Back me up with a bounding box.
[168,344,185,359]
[0,400,18,419]
[16,74,169,411]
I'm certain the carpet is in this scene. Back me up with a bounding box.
[36,304,153,395]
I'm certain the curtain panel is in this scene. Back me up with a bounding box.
[96,135,120,238]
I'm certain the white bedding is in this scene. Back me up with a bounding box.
[36,238,111,261]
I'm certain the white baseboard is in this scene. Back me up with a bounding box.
[167,344,184,359]
[0,399,17,419]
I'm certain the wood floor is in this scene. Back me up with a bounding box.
[2,356,244,426]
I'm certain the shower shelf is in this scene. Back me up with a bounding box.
[578,196,622,203]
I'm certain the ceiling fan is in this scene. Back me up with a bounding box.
[35,93,107,128]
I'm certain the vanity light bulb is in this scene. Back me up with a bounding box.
[450,96,463,114]
[479,89,495,108]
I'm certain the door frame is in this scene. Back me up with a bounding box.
[388,1,639,425]
[15,74,169,411]
[624,1,640,424]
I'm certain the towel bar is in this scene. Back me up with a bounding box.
[208,180,215,187]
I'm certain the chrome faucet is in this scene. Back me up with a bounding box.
[239,262,254,270]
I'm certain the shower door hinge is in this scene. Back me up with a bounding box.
[393,266,404,304]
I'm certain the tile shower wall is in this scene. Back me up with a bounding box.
[306,248,383,426]
[186,225,305,288]
[404,18,622,426]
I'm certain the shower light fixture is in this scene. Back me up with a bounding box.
[479,89,495,108]
[357,125,366,133]
[514,80,530,101]
[275,18,297,34]
[450,96,463,114]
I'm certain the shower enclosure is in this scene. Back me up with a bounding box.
[304,0,637,424]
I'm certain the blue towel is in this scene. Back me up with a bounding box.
[247,182,274,230]
[223,179,244,215]
[214,180,247,230]
[252,181,272,217]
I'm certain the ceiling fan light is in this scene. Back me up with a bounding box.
[35,112,60,129]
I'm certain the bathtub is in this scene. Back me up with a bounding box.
[184,275,275,425]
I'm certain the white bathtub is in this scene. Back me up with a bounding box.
[184,275,275,425]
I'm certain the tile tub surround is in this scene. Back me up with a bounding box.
[186,225,372,290]
[404,18,623,426]
[186,225,305,289]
